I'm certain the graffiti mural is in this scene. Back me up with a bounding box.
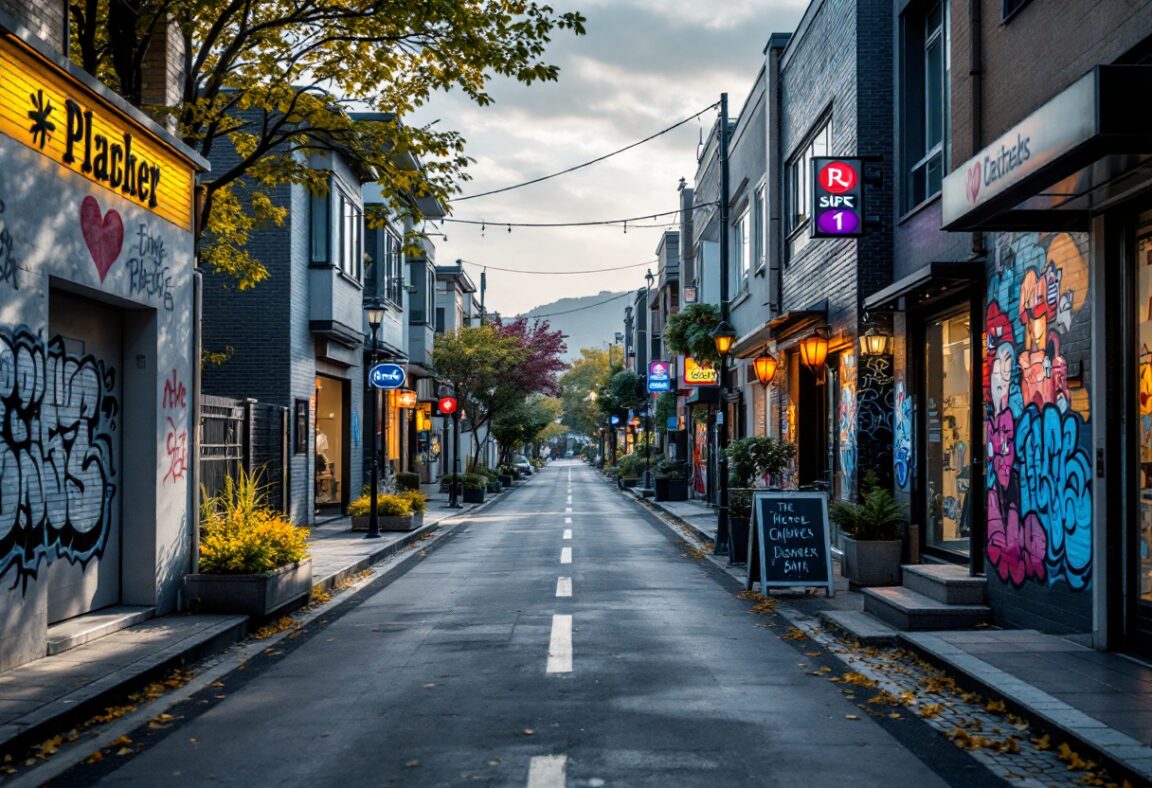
[0,326,119,590]
[837,353,857,500]
[0,199,18,290]
[161,368,188,485]
[893,375,913,490]
[985,231,1092,591]
[127,224,174,310]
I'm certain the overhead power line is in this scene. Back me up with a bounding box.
[527,291,635,318]
[459,259,657,275]
[441,201,717,230]
[454,102,719,201]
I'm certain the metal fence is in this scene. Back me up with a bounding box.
[199,395,289,513]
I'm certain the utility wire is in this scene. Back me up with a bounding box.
[454,102,719,201]
[441,202,717,230]
[526,291,635,318]
[459,259,657,275]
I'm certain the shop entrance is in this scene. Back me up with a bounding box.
[314,375,348,509]
[1129,208,1152,654]
[44,291,123,623]
[921,308,973,559]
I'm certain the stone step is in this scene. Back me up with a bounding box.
[818,610,900,646]
[45,606,155,656]
[902,563,986,605]
[863,586,991,631]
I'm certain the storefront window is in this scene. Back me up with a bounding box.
[924,312,971,555]
[315,375,345,506]
[1135,212,1152,603]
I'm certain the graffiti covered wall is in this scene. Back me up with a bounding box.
[985,231,1093,632]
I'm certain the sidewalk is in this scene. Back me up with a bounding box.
[628,475,1152,783]
[0,478,518,762]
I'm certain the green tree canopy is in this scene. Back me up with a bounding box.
[68,0,586,288]
[558,347,611,435]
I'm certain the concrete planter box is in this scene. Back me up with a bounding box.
[841,537,902,587]
[351,513,421,532]
[621,478,640,489]
[463,488,486,504]
[185,559,312,618]
[729,515,750,564]
[499,474,515,488]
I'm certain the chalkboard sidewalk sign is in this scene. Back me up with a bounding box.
[745,491,835,597]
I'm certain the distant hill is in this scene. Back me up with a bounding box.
[520,290,634,363]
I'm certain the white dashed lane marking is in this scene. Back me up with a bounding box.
[564,517,572,524]
[546,615,572,673]
[527,754,567,788]
[563,529,572,540]
[560,547,572,564]
[555,577,572,597]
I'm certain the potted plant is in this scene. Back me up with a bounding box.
[349,493,415,531]
[402,490,427,528]
[185,470,312,619]
[395,471,420,492]
[654,460,689,501]
[728,488,753,564]
[618,454,641,489]
[829,481,907,588]
[498,465,515,488]
[462,473,488,503]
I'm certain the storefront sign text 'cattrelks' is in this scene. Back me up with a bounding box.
[0,34,194,229]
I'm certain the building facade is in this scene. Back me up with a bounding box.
[0,10,205,669]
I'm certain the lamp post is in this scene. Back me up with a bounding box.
[364,301,386,539]
[644,267,655,488]
[712,319,736,556]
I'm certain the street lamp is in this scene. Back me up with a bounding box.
[644,267,655,489]
[711,319,737,559]
[364,300,387,539]
[753,347,779,387]
[859,324,893,357]
[799,328,829,383]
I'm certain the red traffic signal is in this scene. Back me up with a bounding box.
[437,396,458,415]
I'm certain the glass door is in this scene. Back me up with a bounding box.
[1133,210,1152,638]
[923,309,972,557]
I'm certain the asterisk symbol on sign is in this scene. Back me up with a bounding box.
[27,89,56,149]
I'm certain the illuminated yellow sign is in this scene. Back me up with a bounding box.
[0,34,196,230]
[682,357,719,386]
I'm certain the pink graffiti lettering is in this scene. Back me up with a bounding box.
[162,368,186,410]
[163,416,188,484]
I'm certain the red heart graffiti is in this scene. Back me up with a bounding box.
[80,196,124,282]
[965,161,982,204]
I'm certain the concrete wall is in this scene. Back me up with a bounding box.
[0,134,196,669]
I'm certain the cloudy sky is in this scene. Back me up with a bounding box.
[414,0,806,317]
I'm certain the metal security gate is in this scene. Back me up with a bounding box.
[199,396,290,513]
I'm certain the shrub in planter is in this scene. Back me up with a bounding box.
[654,460,689,501]
[725,436,796,488]
[463,473,487,503]
[401,490,427,528]
[829,482,907,588]
[186,470,312,618]
[727,488,753,564]
[395,471,420,492]
[349,493,416,531]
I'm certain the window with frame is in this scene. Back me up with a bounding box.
[786,119,831,259]
[733,207,751,287]
[902,1,949,212]
[309,190,329,265]
[409,261,431,324]
[752,185,765,271]
[385,230,403,306]
[330,186,362,280]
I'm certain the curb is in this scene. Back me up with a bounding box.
[0,616,248,760]
[900,632,1152,787]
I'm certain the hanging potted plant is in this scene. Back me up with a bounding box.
[829,481,907,588]
[185,470,312,619]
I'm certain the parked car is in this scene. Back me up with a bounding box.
[513,455,533,475]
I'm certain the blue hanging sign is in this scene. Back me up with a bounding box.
[648,360,672,393]
[369,363,406,389]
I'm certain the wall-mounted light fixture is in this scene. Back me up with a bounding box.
[752,346,779,387]
[799,328,829,374]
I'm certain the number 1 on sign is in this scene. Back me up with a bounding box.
[832,211,844,231]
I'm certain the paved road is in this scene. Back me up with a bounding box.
[61,461,992,786]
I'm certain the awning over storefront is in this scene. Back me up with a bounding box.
[942,66,1152,231]
[863,261,983,311]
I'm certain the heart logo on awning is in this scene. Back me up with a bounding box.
[965,161,982,205]
[80,196,124,282]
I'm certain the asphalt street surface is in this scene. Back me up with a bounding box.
[54,461,1004,787]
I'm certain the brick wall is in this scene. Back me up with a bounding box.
[951,0,1152,161]
[0,0,65,53]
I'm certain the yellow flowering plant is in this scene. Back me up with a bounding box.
[199,469,309,574]
[347,493,412,517]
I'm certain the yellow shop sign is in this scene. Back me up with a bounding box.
[682,357,719,386]
[0,33,195,229]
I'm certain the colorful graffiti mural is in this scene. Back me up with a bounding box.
[893,375,913,490]
[0,198,17,290]
[837,353,857,500]
[0,326,119,591]
[985,232,1092,591]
